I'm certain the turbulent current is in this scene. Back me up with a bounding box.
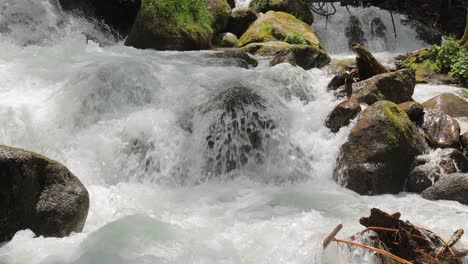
[0,1,468,263]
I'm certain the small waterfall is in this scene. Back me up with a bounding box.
[314,5,428,54]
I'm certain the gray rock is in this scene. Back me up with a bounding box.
[227,7,258,38]
[325,98,362,133]
[437,148,468,174]
[212,50,258,68]
[407,164,442,193]
[0,145,89,242]
[422,173,468,205]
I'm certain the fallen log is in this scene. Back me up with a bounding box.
[323,208,466,264]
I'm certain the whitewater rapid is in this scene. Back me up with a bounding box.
[0,1,468,264]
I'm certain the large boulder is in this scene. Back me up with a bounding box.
[407,164,442,193]
[248,0,314,24]
[346,69,416,105]
[334,101,426,195]
[422,173,468,205]
[227,7,258,38]
[325,98,362,133]
[421,109,460,149]
[237,11,321,48]
[207,0,231,34]
[193,86,309,180]
[58,0,141,35]
[422,93,468,118]
[0,146,89,243]
[124,0,212,50]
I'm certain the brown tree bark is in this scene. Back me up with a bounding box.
[459,8,468,48]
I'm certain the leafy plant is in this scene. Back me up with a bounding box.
[283,32,309,45]
[449,48,468,85]
[436,39,460,71]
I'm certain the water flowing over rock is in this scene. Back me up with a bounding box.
[248,0,314,24]
[0,145,89,243]
[437,148,468,174]
[325,98,361,133]
[334,101,426,195]
[210,50,258,68]
[422,93,468,118]
[345,16,366,49]
[190,86,309,182]
[227,6,258,38]
[421,109,461,149]
[58,0,141,35]
[422,173,468,205]
[342,69,415,105]
[407,164,442,193]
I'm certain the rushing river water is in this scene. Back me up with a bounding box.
[0,1,468,263]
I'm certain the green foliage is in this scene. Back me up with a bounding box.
[436,39,460,70]
[143,0,212,33]
[449,48,468,85]
[283,32,309,45]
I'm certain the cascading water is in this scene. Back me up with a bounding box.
[0,0,467,263]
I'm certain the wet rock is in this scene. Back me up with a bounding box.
[345,16,366,49]
[422,93,468,118]
[422,173,468,205]
[325,98,362,133]
[207,0,232,34]
[58,0,141,35]
[370,17,386,39]
[211,50,258,68]
[248,0,314,24]
[269,44,330,70]
[327,75,346,92]
[421,109,460,149]
[243,41,330,70]
[398,101,424,123]
[0,145,89,243]
[334,101,426,195]
[437,148,468,174]
[343,69,415,105]
[194,86,309,181]
[227,7,258,38]
[461,132,468,156]
[237,11,322,49]
[125,1,212,50]
[216,33,238,47]
[407,164,442,193]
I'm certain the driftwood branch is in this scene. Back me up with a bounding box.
[436,229,464,257]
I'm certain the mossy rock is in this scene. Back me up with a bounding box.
[242,41,330,69]
[401,49,458,84]
[207,0,231,34]
[249,0,314,24]
[125,0,213,50]
[333,101,426,195]
[237,11,322,48]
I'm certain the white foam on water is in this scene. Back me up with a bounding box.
[1,1,468,264]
